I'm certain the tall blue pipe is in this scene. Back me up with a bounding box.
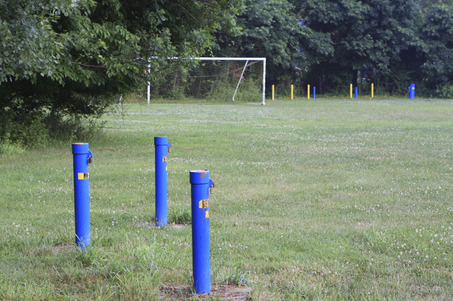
[313,86,316,99]
[409,84,415,99]
[154,137,170,227]
[190,170,213,294]
[355,87,358,99]
[72,143,93,250]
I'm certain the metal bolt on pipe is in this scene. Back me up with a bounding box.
[190,170,214,294]
[72,143,93,250]
[154,137,171,227]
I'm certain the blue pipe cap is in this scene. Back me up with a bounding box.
[190,170,210,185]
[154,136,169,146]
[72,143,89,155]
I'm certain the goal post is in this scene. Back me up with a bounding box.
[147,57,267,105]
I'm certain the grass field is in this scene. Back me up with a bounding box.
[1,98,452,300]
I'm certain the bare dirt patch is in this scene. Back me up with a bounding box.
[160,284,251,300]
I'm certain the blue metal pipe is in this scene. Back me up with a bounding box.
[72,143,93,250]
[409,84,415,99]
[313,86,316,100]
[154,137,170,227]
[355,87,358,99]
[190,170,213,294]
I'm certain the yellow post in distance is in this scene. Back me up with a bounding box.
[307,84,310,100]
[272,85,275,101]
[350,84,353,98]
[371,83,374,98]
[291,85,294,100]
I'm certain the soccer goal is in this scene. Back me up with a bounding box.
[147,57,266,105]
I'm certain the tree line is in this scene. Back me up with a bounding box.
[0,0,452,147]
[213,0,453,97]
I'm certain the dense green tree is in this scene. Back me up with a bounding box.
[211,0,331,91]
[297,0,425,94]
[0,0,241,145]
[420,4,453,96]
[212,0,433,95]
[212,0,452,96]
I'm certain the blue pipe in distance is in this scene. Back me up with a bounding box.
[409,84,415,99]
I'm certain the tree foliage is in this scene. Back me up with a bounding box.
[0,0,241,145]
[421,3,453,94]
[212,0,330,88]
[212,0,452,96]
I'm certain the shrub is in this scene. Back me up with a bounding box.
[0,107,104,152]
[0,139,25,155]
[436,83,453,99]
[0,108,49,148]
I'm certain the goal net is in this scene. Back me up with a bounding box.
[147,57,266,105]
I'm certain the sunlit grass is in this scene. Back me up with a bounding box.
[1,98,452,299]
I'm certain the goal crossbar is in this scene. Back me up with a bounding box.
[147,57,266,105]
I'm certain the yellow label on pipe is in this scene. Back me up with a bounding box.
[205,211,210,219]
[78,173,89,180]
[199,200,209,209]
[163,156,167,162]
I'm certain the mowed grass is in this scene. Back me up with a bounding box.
[0,98,452,300]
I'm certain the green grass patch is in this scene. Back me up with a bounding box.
[1,98,452,299]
